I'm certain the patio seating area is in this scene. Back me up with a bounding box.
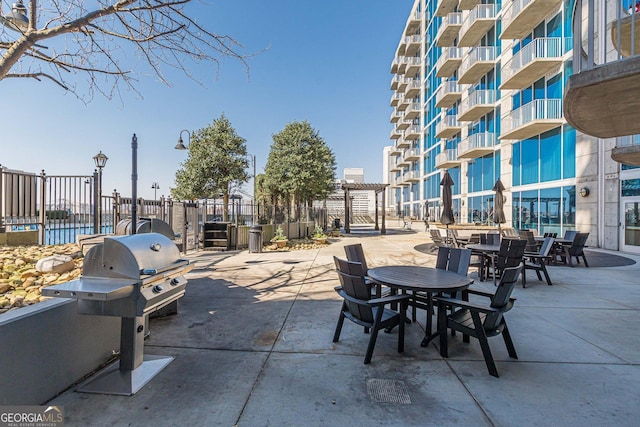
[47,226,640,426]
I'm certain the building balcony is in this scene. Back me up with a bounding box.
[500,38,566,90]
[390,57,401,74]
[405,34,423,56]
[396,138,412,149]
[457,132,497,159]
[458,4,497,47]
[397,156,411,168]
[435,13,463,47]
[390,128,402,140]
[397,96,410,111]
[390,110,402,123]
[435,114,462,139]
[403,170,420,183]
[435,0,458,17]
[390,92,402,107]
[612,14,640,57]
[405,9,422,35]
[612,136,640,166]
[404,147,421,161]
[397,57,408,74]
[458,0,481,10]
[435,80,463,108]
[404,57,422,78]
[397,77,409,92]
[390,74,402,90]
[389,144,402,156]
[500,98,564,140]
[436,149,462,169]
[405,125,422,140]
[397,118,411,131]
[458,89,498,122]
[458,46,497,84]
[405,102,422,119]
[501,0,563,40]
[435,47,463,78]
[405,79,422,97]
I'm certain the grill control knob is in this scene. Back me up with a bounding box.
[170,278,180,286]
[152,284,164,294]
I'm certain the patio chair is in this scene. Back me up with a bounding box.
[480,233,501,245]
[559,232,590,267]
[411,247,471,322]
[430,229,448,249]
[563,230,578,241]
[332,256,410,364]
[518,229,538,252]
[344,243,388,298]
[522,237,555,287]
[436,265,521,378]
[484,238,526,285]
[502,228,519,238]
[543,232,558,238]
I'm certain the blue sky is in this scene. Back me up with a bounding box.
[1,1,412,199]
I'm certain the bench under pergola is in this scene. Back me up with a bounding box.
[340,183,389,234]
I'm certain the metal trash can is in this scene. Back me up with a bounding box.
[249,225,263,253]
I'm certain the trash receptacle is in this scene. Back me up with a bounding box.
[334,218,341,230]
[249,225,263,253]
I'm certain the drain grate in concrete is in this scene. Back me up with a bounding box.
[366,379,411,404]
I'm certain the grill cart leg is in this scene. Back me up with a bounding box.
[76,316,174,395]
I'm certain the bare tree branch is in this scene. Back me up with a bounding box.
[0,0,254,101]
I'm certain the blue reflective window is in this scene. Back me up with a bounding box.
[563,125,576,178]
[512,142,521,186]
[541,128,561,181]
[521,138,539,184]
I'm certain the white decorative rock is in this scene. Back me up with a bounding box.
[35,255,75,274]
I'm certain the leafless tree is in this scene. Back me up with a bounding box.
[0,0,249,101]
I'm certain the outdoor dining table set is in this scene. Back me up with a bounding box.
[332,244,521,377]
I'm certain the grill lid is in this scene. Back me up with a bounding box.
[82,233,183,280]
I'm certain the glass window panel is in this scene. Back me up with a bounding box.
[482,155,494,191]
[540,187,562,235]
[540,128,562,182]
[562,125,576,178]
[547,14,561,38]
[512,141,521,186]
[521,137,539,184]
[622,179,640,197]
[522,87,533,105]
[547,74,562,99]
[521,190,539,232]
[562,186,576,232]
[512,191,522,230]
[534,78,545,100]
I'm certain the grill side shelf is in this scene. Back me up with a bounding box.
[41,278,137,301]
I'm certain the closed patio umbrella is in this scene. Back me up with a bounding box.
[493,178,506,233]
[440,171,455,226]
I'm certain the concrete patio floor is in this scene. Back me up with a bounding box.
[50,226,640,426]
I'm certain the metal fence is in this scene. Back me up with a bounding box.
[1,165,329,250]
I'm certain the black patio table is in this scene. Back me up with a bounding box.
[367,266,473,348]
[466,243,500,281]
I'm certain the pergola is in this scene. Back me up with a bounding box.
[340,183,389,234]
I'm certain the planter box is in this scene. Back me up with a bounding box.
[0,299,119,404]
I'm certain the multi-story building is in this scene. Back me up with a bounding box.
[384,0,640,253]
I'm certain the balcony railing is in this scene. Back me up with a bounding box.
[501,38,567,90]
[405,56,422,78]
[405,34,423,56]
[436,12,463,47]
[435,0,458,17]
[404,147,421,161]
[458,132,497,159]
[436,47,463,78]
[435,114,462,139]
[501,0,563,40]
[390,92,402,106]
[435,80,463,108]
[405,126,422,140]
[458,46,497,84]
[459,4,497,47]
[458,89,498,121]
[405,79,422,97]
[501,98,563,140]
[405,102,422,119]
[436,149,461,169]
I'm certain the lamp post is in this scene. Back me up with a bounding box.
[151,182,160,200]
[247,153,256,224]
[176,130,191,150]
[92,151,108,234]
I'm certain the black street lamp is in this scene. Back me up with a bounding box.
[176,130,191,150]
[92,151,108,233]
[151,182,160,200]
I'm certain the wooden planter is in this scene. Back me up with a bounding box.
[271,239,288,248]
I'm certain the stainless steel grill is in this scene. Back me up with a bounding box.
[42,232,192,395]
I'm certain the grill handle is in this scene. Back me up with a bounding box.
[140,259,190,276]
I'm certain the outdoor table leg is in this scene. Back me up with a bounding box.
[420,291,438,347]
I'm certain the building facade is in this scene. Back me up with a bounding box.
[385,0,640,253]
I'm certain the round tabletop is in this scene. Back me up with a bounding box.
[466,243,501,253]
[367,265,473,293]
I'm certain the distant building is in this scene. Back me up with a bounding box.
[344,168,364,184]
